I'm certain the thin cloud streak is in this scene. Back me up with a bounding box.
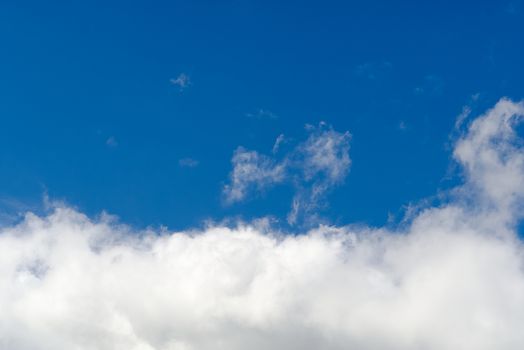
[178,158,199,168]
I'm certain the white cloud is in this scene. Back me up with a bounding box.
[223,147,286,204]
[288,126,351,224]
[223,125,351,224]
[454,94,481,131]
[453,98,524,221]
[454,105,472,129]
[2,99,524,349]
[297,127,351,185]
[272,134,285,154]
[170,73,191,90]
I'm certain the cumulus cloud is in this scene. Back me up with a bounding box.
[223,124,351,224]
[453,98,524,220]
[2,99,524,349]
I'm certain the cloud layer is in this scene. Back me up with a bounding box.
[2,99,524,349]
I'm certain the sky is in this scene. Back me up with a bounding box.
[1,0,523,229]
[2,1,524,349]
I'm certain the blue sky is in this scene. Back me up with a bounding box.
[5,2,524,349]
[1,0,524,229]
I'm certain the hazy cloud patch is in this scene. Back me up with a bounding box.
[178,158,199,168]
[170,73,191,91]
[246,109,278,120]
[106,136,118,147]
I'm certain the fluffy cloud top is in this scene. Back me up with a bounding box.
[454,98,524,219]
[2,99,524,349]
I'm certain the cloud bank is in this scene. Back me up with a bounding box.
[2,99,524,349]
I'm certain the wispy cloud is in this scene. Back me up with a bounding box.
[288,125,351,224]
[413,74,445,96]
[105,136,118,147]
[245,109,278,120]
[170,73,191,91]
[223,147,286,204]
[452,93,482,133]
[223,124,351,225]
[178,158,199,168]
[354,61,392,80]
[272,134,286,154]
[0,197,36,226]
[455,105,472,130]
